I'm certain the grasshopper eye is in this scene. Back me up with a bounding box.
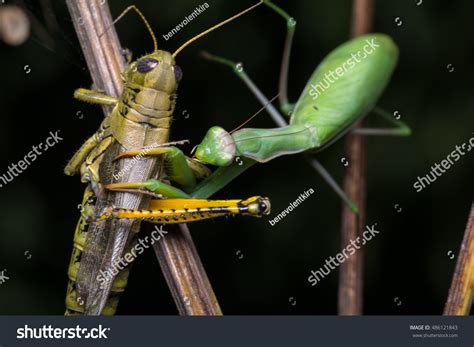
[137,58,158,73]
[173,65,183,82]
[258,198,271,215]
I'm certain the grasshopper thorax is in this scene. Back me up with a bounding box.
[123,50,182,94]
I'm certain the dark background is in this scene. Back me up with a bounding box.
[0,0,472,315]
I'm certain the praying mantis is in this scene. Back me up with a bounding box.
[65,0,410,315]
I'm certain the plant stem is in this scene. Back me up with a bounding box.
[66,0,221,316]
[444,203,474,315]
[338,0,374,316]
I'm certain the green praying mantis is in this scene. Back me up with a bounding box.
[120,0,410,212]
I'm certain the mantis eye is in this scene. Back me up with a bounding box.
[137,58,158,73]
[173,65,183,82]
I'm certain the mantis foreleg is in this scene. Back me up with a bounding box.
[113,145,210,193]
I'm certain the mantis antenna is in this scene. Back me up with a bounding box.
[100,5,158,52]
[173,1,263,58]
[230,94,280,134]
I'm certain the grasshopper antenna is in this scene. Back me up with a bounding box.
[100,5,158,52]
[173,1,263,58]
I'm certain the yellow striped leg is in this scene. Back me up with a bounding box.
[98,196,271,224]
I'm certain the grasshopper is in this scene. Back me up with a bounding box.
[64,2,267,315]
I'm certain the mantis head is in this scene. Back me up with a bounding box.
[194,126,236,166]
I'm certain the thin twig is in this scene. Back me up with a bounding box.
[350,0,374,37]
[153,225,222,315]
[444,203,474,315]
[66,0,221,315]
[338,0,374,316]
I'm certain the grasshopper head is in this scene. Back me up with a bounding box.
[194,126,236,167]
[123,50,182,93]
[241,196,271,217]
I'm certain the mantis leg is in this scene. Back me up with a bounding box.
[201,52,286,127]
[351,107,411,136]
[113,146,210,193]
[202,1,296,115]
[74,88,118,106]
[305,156,358,213]
[262,0,296,115]
[106,179,191,199]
